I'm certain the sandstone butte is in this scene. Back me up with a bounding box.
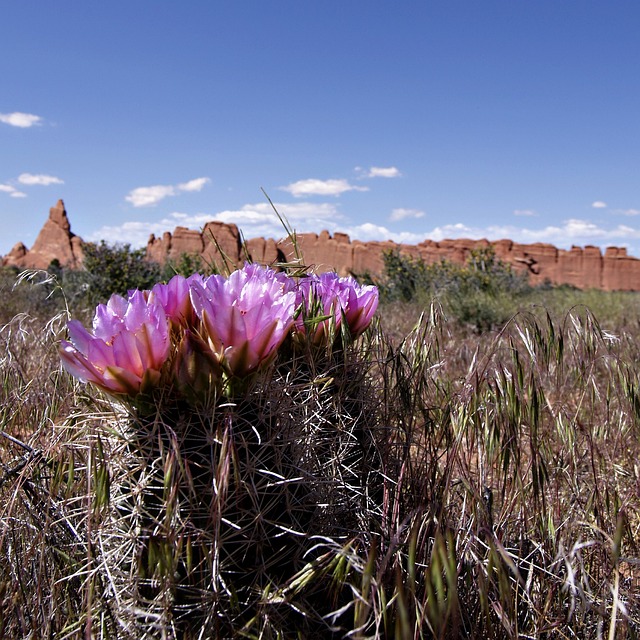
[4,199,640,291]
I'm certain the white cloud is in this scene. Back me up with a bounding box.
[338,222,426,245]
[337,218,640,253]
[421,223,477,243]
[215,201,342,236]
[87,220,170,248]
[365,166,401,178]
[513,209,537,217]
[126,185,176,207]
[125,177,211,207]
[17,173,64,186]
[471,219,640,248]
[619,209,640,216]
[0,112,43,128]
[0,184,27,198]
[592,201,607,208]
[89,202,640,260]
[178,177,210,192]
[90,201,344,247]
[281,178,368,197]
[390,207,425,221]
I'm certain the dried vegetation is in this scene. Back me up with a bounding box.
[1,265,640,638]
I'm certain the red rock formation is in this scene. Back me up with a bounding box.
[201,221,243,269]
[2,200,83,269]
[6,201,640,292]
[244,236,281,265]
[145,221,640,291]
[148,221,245,271]
[4,242,28,266]
[602,247,639,290]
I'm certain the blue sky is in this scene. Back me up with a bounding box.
[2,2,640,258]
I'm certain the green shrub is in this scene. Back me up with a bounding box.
[81,241,163,306]
[161,251,215,279]
[379,247,531,331]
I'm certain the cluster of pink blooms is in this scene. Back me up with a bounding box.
[60,264,379,400]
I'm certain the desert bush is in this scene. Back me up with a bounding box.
[81,241,163,306]
[379,247,531,332]
[161,251,216,279]
[54,245,214,313]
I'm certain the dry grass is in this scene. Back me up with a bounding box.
[1,272,640,638]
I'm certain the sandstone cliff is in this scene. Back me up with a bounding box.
[5,201,640,291]
[148,224,640,291]
[3,200,83,270]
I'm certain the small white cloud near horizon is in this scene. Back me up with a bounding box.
[592,201,607,208]
[281,178,368,197]
[125,176,211,207]
[342,218,640,252]
[0,184,27,198]
[0,112,43,128]
[390,207,425,221]
[366,166,401,178]
[178,177,210,192]
[338,222,426,245]
[18,173,64,186]
[87,204,640,260]
[513,209,537,217]
[90,200,344,247]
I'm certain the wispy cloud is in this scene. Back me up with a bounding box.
[281,178,368,197]
[89,205,640,260]
[178,177,210,192]
[18,173,64,186]
[513,209,537,217]
[215,202,342,238]
[126,185,176,207]
[0,184,27,198]
[90,201,343,247]
[458,219,640,248]
[390,207,424,221]
[618,209,640,216]
[125,177,210,207]
[339,222,426,244]
[592,201,607,208]
[364,166,401,178]
[340,218,640,253]
[0,112,43,128]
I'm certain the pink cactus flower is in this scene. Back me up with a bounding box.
[295,273,347,345]
[60,290,171,396]
[335,275,379,337]
[149,273,203,327]
[190,263,297,378]
[295,273,379,343]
